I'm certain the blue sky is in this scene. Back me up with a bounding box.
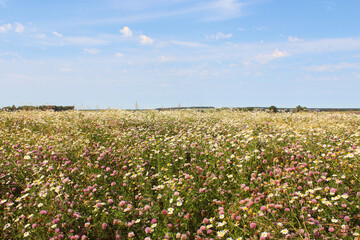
[1,0,360,109]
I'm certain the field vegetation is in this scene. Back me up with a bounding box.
[0,110,359,239]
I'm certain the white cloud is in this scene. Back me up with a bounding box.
[39,35,109,47]
[297,75,339,82]
[0,51,20,57]
[212,0,241,11]
[140,35,154,45]
[65,37,107,46]
[35,33,47,39]
[305,63,360,72]
[255,26,268,31]
[0,22,25,33]
[52,31,63,37]
[353,72,360,79]
[252,49,289,64]
[207,0,245,20]
[60,67,72,72]
[325,1,336,10]
[272,48,289,58]
[84,48,101,55]
[159,56,169,62]
[120,26,133,37]
[286,37,360,54]
[159,55,175,62]
[288,36,303,42]
[0,0,6,7]
[91,0,248,25]
[115,52,124,57]
[0,23,12,33]
[169,40,205,48]
[177,68,209,77]
[207,32,233,40]
[14,23,25,33]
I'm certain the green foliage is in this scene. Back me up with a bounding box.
[294,105,307,112]
[1,105,75,111]
[268,105,278,113]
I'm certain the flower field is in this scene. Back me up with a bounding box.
[0,110,359,240]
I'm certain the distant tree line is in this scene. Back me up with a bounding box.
[216,106,309,113]
[155,106,215,111]
[1,105,75,112]
[268,105,307,113]
[216,107,255,112]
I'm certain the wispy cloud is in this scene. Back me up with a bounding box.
[159,55,175,62]
[119,26,133,37]
[0,0,6,7]
[251,49,289,64]
[305,63,360,72]
[297,75,339,82]
[84,48,101,55]
[353,72,360,79]
[115,52,124,58]
[0,51,20,57]
[206,32,232,40]
[52,31,63,37]
[38,35,109,47]
[60,67,72,72]
[177,68,209,77]
[206,0,245,21]
[202,36,360,65]
[168,40,205,48]
[324,1,336,10]
[65,37,108,46]
[140,35,154,45]
[14,23,25,33]
[286,37,360,54]
[254,26,269,31]
[35,33,47,39]
[288,36,303,42]
[73,0,250,26]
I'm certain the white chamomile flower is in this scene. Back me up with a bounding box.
[4,223,11,229]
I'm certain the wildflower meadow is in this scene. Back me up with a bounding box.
[0,110,359,240]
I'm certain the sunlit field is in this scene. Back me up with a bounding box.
[1,110,359,240]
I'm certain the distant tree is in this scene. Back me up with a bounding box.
[295,105,307,112]
[18,105,35,111]
[268,105,278,113]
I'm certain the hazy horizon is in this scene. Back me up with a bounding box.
[1,0,360,109]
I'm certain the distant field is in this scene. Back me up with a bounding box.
[0,110,359,239]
